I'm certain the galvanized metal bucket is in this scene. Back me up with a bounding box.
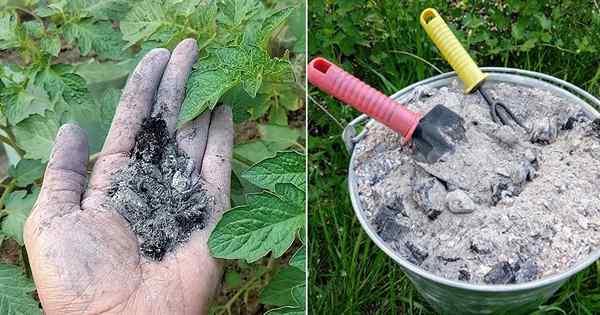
[343,68,600,315]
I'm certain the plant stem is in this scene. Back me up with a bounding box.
[0,125,25,158]
[0,179,16,209]
[218,274,261,315]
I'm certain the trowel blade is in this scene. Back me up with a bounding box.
[412,104,466,163]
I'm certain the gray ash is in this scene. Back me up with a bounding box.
[108,116,212,261]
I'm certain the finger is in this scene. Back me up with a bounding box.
[176,110,211,172]
[101,48,171,155]
[153,38,198,135]
[202,106,234,214]
[84,49,170,200]
[38,124,89,207]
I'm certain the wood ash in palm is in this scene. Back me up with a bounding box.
[353,79,600,284]
[108,116,212,261]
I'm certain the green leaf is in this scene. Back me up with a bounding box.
[120,0,167,47]
[224,271,242,288]
[179,44,292,125]
[291,284,305,306]
[258,124,301,147]
[83,0,131,20]
[259,266,304,306]
[249,7,294,48]
[99,88,121,130]
[61,73,111,153]
[64,21,128,60]
[287,2,305,53]
[234,140,290,164]
[40,34,61,56]
[1,82,51,125]
[0,13,20,50]
[14,111,60,162]
[218,0,262,28]
[242,151,305,192]
[0,263,42,315]
[288,247,305,271]
[178,62,239,126]
[269,102,287,125]
[208,183,304,262]
[74,59,135,97]
[22,20,44,38]
[1,189,39,245]
[8,159,45,187]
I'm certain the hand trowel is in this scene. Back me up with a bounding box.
[307,57,465,163]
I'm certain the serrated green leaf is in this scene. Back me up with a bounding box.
[287,2,305,53]
[8,159,45,187]
[234,140,290,164]
[259,266,304,306]
[83,0,130,20]
[0,13,20,50]
[178,67,239,126]
[40,34,61,56]
[35,5,60,18]
[22,20,44,38]
[289,246,305,271]
[218,0,262,28]
[248,7,293,48]
[61,73,111,153]
[179,44,291,125]
[1,82,51,125]
[0,263,42,315]
[268,104,287,125]
[258,124,301,147]
[1,189,39,245]
[14,111,60,162]
[64,21,127,60]
[242,151,305,192]
[120,0,167,47]
[208,183,304,262]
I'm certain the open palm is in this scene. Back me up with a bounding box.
[23,39,233,314]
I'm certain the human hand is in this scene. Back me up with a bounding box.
[24,39,233,314]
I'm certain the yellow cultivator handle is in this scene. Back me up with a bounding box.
[420,8,487,93]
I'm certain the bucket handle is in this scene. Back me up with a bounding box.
[342,114,370,153]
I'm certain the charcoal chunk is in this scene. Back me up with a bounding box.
[405,241,428,265]
[413,177,446,220]
[469,239,493,255]
[373,206,409,242]
[483,261,516,284]
[529,118,559,145]
[458,269,471,281]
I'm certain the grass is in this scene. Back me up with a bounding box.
[308,0,600,313]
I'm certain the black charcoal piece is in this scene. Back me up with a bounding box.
[405,241,428,265]
[373,206,409,242]
[458,269,471,281]
[483,261,517,284]
[109,116,212,261]
[413,177,446,219]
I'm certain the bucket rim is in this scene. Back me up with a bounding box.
[346,67,600,292]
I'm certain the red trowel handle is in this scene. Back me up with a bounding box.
[308,57,422,140]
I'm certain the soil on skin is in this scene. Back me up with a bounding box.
[354,79,600,284]
[108,116,212,261]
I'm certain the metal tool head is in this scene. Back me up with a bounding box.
[412,104,466,163]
